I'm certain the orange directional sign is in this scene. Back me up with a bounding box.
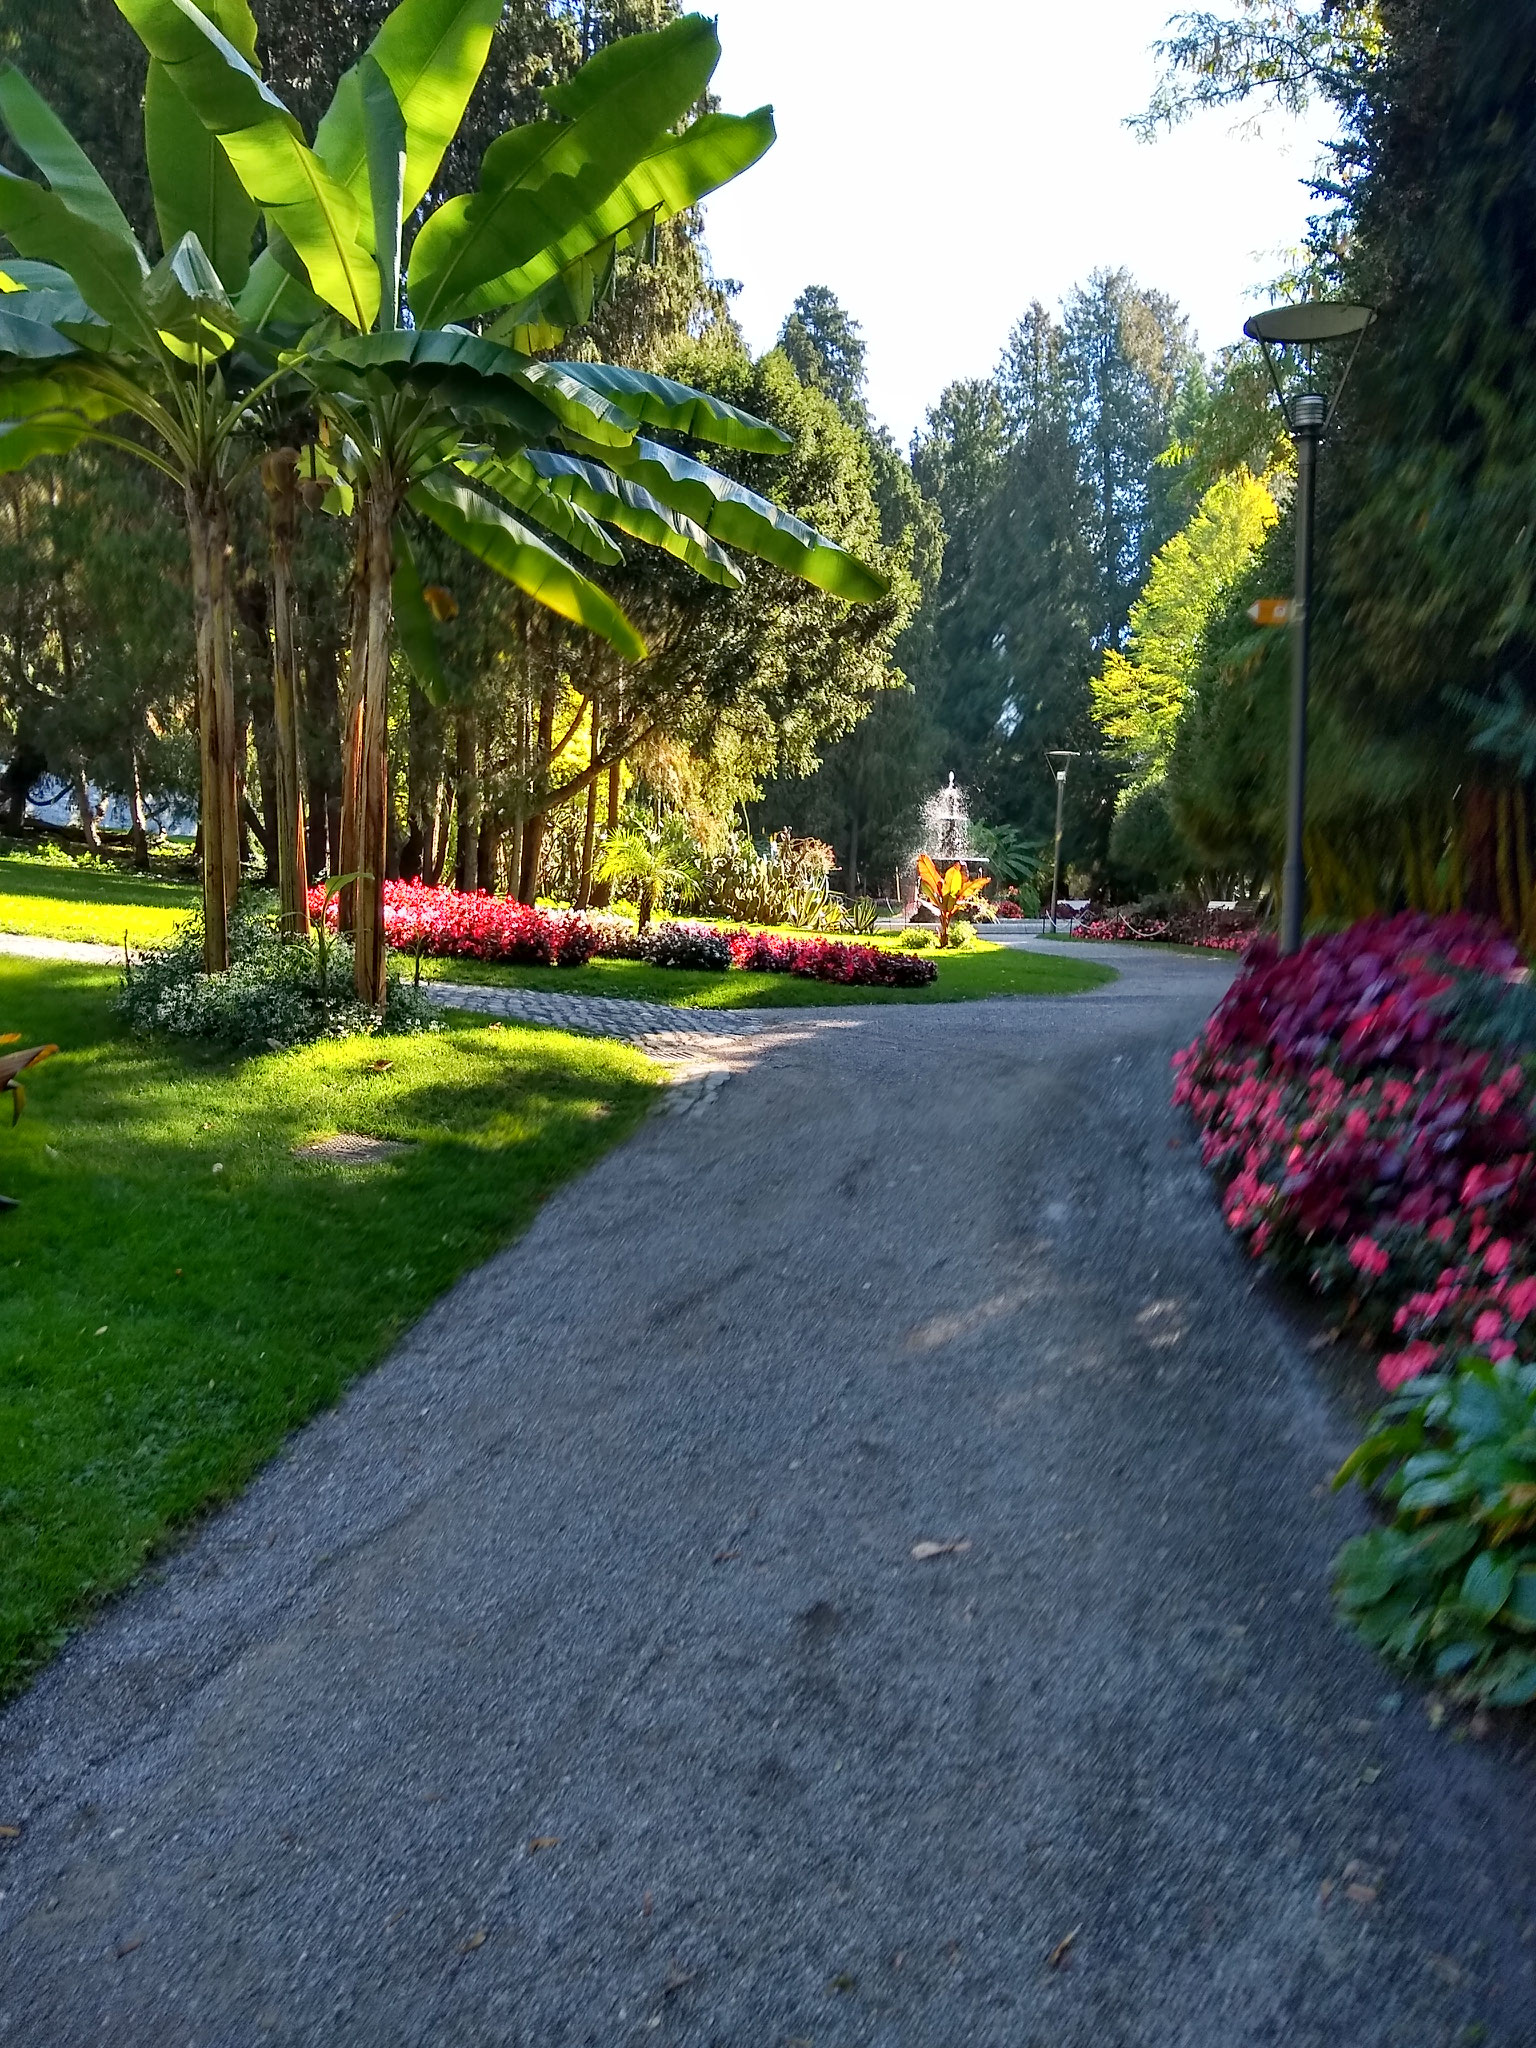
[1248,597,1294,627]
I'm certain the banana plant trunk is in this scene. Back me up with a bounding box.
[262,453,310,939]
[342,482,398,1008]
[183,481,241,973]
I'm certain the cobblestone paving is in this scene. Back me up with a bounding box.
[425,977,779,1045]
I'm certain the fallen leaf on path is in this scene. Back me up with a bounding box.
[527,1836,560,1854]
[1345,1883,1378,1906]
[642,1891,653,1918]
[713,1549,740,1564]
[114,1937,142,1958]
[0,1824,20,1839]
[460,1928,487,1952]
[1047,1927,1080,1968]
[663,1965,697,1996]
[912,1538,971,1561]
[828,1971,857,1992]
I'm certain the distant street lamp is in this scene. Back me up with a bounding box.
[1046,749,1079,930]
[1243,300,1375,953]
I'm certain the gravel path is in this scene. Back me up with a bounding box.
[5,948,1536,2046]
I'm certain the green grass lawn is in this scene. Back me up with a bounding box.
[418,943,1113,1005]
[0,851,198,948]
[0,959,661,1696]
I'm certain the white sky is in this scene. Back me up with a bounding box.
[700,0,1336,445]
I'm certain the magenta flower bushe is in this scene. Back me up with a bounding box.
[1174,914,1536,1390]
[307,887,938,988]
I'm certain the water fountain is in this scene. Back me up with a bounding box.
[907,774,990,921]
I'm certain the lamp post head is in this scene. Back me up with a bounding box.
[1242,301,1375,436]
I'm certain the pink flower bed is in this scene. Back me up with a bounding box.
[308,884,937,987]
[1077,912,1251,952]
[1174,914,1536,1390]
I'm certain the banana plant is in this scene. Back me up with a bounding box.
[0,0,317,968]
[0,2,887,1005]
[127,3,890,1005]
[916,853,991,948]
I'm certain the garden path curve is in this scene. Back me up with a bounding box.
[6,947,1536,2047]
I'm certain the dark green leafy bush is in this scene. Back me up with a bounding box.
[119,897,437,1053]
[1334,1357,1536,1706]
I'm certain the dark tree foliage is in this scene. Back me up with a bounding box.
[1158,1,1536,930]
[904,274,1195,877]
[778,285,870,424]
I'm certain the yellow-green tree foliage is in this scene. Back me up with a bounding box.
[1090,468,1279,795]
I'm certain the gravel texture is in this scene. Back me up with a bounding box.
[4,948,1536,2046]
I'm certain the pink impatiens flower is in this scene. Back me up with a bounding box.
[1378,1340,1441,1390]
[1473,1309,1505,1344]
[1348,1235,1390,1279]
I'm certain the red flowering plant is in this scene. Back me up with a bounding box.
[307,883,599,968]
[306,885,937,987]
[1174,914,1536,1392]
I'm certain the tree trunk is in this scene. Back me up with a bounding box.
[336,519,370,934]
[183,482,240,972]
[262,453,310,937]
[454,713,479,891]
[341,483,396,1007]
[73,761,101,854]
[575,725,599,910]
[590,754,622,908]
[519,812,547,903]
[250,712,279,883]
[128,746,149,871]
[847,810,860,901]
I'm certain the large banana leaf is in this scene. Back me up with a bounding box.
[484,236,617,352]
[313,0,500,227]
[0,304,79,360]
[0,65,144,258]
[144,0,259,293]
[407,13,720,327]
[468,453,624,567]
[114,0,380,331]
[233,242,323,329]
[392,528,449,699]
[144,232,241,356]
[516,448,742,588]
[411,470,647,661]
[472,110,775,324]
[358,57,405,326]
[0,260,77,293]
[0,413,94,469]
[302,328,629,446]
[516,360,639,448]
[545,363,789,454]
[606,438,889,602]
[0,169,158,347]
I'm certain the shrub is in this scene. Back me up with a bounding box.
[898,927,936,950]
[121,898,437,1052]
[1334,1357,1536,1706]
[1076,894,1256,950]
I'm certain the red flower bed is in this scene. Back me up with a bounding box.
[1075,903,1254,951]
[727,930,936,986]
[1175,914,1536,1389]
[307,885,937,986]
[308,882,598,966]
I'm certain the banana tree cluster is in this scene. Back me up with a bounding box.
[916,852,990,947]
[0,1,886,1003]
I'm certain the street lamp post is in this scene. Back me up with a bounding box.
[1242,301,1374,953]
[1045,749,1079,931]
